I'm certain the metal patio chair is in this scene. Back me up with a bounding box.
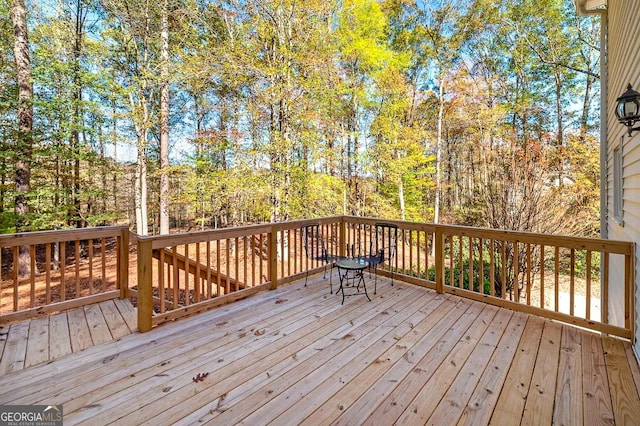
[362,222,398,294]
[302,223,344,293]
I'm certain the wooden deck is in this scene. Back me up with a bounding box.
[0,299,137,374]
[0,275,639,425]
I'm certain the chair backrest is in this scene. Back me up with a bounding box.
[302,223,327,262]
[370,223,398,264]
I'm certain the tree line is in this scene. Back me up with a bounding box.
[0,0,601,238]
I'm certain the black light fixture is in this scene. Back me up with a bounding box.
[615,83,640,136]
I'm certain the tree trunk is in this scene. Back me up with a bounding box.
[432,75,444,257]
[159,0,170,235]
[12,0,33,276]
[71,0,85,228]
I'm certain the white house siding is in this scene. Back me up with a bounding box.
[606,0,640,357]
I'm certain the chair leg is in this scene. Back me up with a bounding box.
[304,269,309,287]
[374,265,377,294]
[329,264,333,294]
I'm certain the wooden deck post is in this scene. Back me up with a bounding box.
[137,238,153,332]
[268,227,278,290]
[625,251,635,336]
[435,227,445,294]
[119,228,130,299]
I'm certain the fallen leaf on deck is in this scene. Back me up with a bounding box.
[193,372,209,382]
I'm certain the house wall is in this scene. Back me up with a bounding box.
[606,0,640,358]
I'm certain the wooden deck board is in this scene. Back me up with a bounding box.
[271,294,456,426]
[489,315,545,424]
[0,321,29,374]
[67,284,350,423]
[113,298,137,332]
[0,325,7,361]
[48,312,72,360]
[582,331,615,425]
[391,305,501,424]
[0,283,314,403]
[83,304,113,345]
[112,283,417,425]
[553,325,583,426]
[625,344,640,401]
[23,282,331,415]
[0,299,137,373]
[233,290,452,425]
[0,275,638,426]
[603,336,640,425]
[24,316,49,368]
[456,312,528,425]
[98,300,130,340]
[520,320,562,425]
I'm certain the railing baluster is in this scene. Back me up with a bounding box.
[206,241,212,297]
[195,242,201,303]
[45,243,51,305]
[60,241,66,302]
[501,241,506,299]
[244,236,248,288]
[159,249,165,313]
[172,245,179,305]
[101,238,106,292]
[586,250,592,320]
[88,239,94,295]
[478,238,483,295]
[490,239,495,297]
[226,239,231,294]
[526,243,531,306]
[75,240,80,298]
[554,246,560,312]
[235,236,240,290]
[570,248,575,316]
[216,239,221,293]
[469,237,473,292]
[29,245,35,308]
[417,231,421,278]
[259,234,264,284]
[540,245,545,309]
[12,246,18,311]
[409,230,414,276]
[279,232,284,279]
[458,235,463,289]
[449,234,456,287]
[251,237,256,286]
[603,252,609,324]
[514,242,519,303]
[184,244,190,306]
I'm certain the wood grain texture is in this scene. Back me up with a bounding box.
[603,336,640,425]
[0,275,637,425]
[520,320,562,426]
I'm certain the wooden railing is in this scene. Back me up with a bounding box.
[343,216,635,339]
[135,217,344,331]
[0,225,130,323]
[0,216,633,340]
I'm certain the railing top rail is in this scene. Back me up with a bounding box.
[343,215,634,255]
[138,216,345,250]
[0,225,130,248]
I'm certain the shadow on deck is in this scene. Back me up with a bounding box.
[0,273,639,425]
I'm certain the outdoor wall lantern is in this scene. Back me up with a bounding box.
[615,83,640,136]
